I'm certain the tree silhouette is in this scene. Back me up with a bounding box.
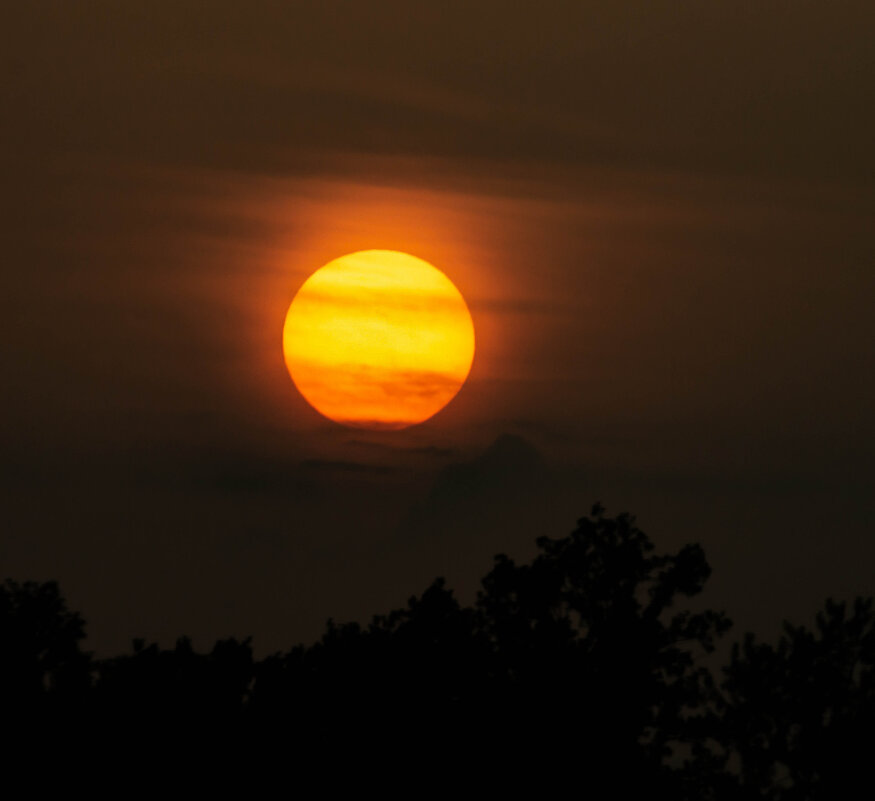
[95,635,253,724]
[472,503,731,791]
[0,579,91,725]
[249,576,484,758]
[720,596,875,799]
[3,504,870,794]
[248,504,731,785]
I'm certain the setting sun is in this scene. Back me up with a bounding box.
[282,250,475,429]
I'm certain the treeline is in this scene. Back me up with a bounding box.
[2,505,873,796]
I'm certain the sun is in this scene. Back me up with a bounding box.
[282,250,475,430]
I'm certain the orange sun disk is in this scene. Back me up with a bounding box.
[282,250,475,430]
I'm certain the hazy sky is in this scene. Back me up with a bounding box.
[3,1,873,654]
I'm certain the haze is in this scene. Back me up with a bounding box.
[2,1,873,655]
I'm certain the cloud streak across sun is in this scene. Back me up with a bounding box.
[282,250,475,430]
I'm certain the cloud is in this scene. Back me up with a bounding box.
[7,2,873,182]
[370,433,588,608]
[412,434,545,513]
[344,439,459,460]
[300,459,396,476]
[399,434,551,545]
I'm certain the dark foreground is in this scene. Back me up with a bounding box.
[2,506,872,796]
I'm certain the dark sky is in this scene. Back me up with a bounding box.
[3,1,873,655]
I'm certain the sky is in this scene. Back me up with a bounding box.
[2,1,874,656]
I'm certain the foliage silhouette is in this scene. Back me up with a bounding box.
[1,505,872,795]
[471,503,731,791]
[95,635,254,728]
[720,596,875,799]
[250,504,730,789]
[0,579,91,724]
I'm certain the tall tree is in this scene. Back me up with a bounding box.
[0,579,91,722]
[721,596,875,799]
[473,504,731,790]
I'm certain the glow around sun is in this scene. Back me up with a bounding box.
[282,250,475,430]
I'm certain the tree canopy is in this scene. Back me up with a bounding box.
[1,506,872,794]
